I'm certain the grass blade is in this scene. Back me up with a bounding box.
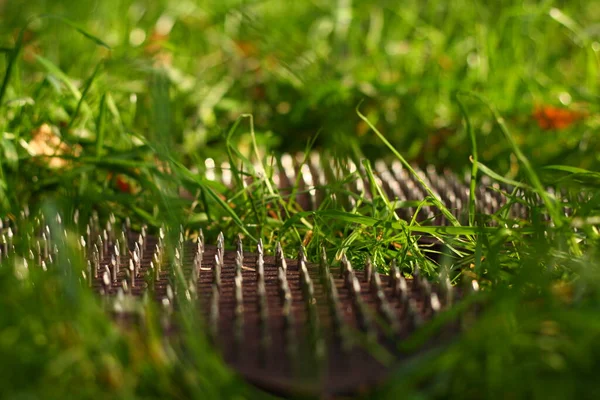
[39,14,112,49]
[356,101,462,228]
[475,159,534,191]
[95,93,107,158]
[68,62,103,128]
[455,91,478,226]
[0,28,24,107]
[35,54,82,99]
[459,92,563,228]
[169,159,256,240]
[543,165,600,178]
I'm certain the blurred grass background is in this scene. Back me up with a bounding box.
[2,0,599,171]
[1,0,600,399]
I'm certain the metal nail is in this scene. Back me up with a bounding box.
[276,241,287,272]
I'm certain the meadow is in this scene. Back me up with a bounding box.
[1,0,600,398]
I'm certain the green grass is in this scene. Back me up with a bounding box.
[1,0,600,398]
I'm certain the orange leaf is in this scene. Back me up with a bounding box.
[532,105,584,130]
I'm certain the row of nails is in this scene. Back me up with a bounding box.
[201,154,530,222]
[2,213,465,314]
[1,215,483,369]
[92,229,455,344]
[93,229,476,342]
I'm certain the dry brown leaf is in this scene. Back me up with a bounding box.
[27,123,79,169]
